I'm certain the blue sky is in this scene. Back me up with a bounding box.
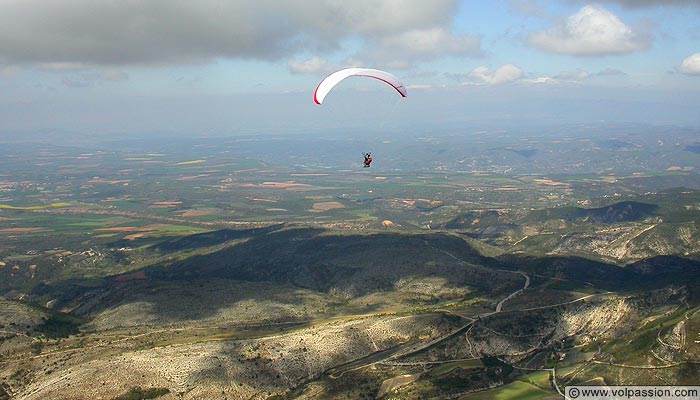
[1,0,699,137]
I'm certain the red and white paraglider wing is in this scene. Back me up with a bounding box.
[313,68,407,105]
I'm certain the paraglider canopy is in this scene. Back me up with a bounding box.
[314,68,407,105]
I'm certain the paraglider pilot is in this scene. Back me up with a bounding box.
[363,152,372,168]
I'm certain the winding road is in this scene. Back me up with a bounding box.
[326,240,532,379]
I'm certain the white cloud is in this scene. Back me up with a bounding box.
[528,5,650,56]
[405,84,434,90]
[288,56,329,74]
[520,69,595,85]
[466,64,523,85]
[679,53,700,75]
[0,0,464,68]
[521,76,559,84]
[461,65,592,87]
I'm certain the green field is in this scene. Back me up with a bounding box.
[461,380,552,400]
[519,370,552,390]
[0,202,72,210]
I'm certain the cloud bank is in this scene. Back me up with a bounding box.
[0,0,475,68]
